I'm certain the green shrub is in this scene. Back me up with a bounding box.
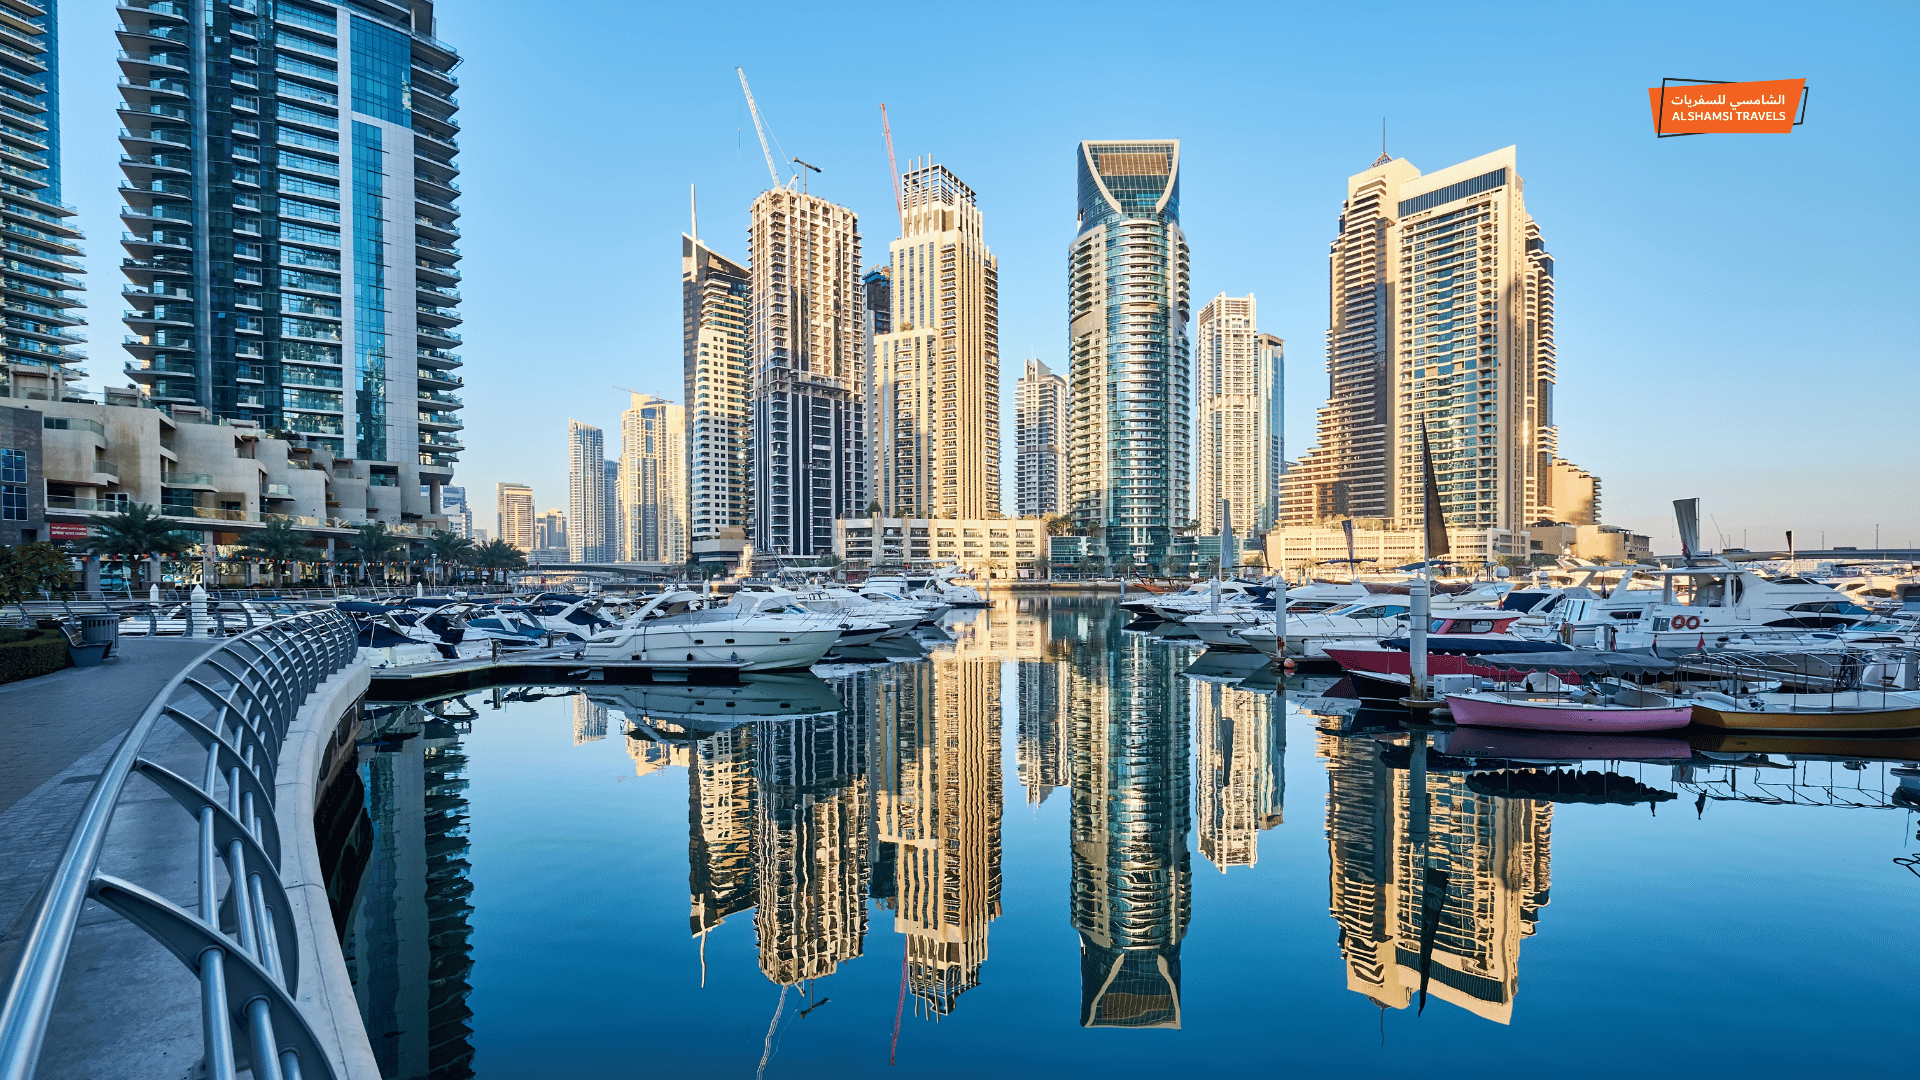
[0,629,71,684]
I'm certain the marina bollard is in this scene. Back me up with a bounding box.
[1403,580,1442,709]
[189,585,209,638]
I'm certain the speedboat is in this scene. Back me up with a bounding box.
[1322,608,1576,697]
[578,591,842,672]
[1686,688,1920,733]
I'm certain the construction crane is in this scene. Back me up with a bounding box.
[736,67,784,189]
[880,103,904,234]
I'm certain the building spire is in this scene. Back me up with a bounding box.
[690,183,698,244]
[1372,119,1391,168]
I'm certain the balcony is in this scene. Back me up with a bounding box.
[93,459,120,478]
[161,471,213,489]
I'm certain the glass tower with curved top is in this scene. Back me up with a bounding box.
[1067,141,1190,569]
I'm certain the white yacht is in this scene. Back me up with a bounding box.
[578,591,842,671]
[1606,561,1876,654]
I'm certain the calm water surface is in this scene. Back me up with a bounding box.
[340,594,1917,1079]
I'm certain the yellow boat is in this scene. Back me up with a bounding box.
[1685,728,1920,760]
[1689,690,1920,733]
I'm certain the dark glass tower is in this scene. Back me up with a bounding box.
[0,0,86,405]
[115,0,463,519]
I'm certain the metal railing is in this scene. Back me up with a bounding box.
[0,608,360,1080]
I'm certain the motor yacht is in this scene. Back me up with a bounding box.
[1606,560,1876,654]
[579,591,842,671]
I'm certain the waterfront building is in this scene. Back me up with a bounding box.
[1279,147,1598,534]
[532,506,566,564]
[1193,681,1283,871]
[114,0,465,524]
[1067,141,1191,570]
[565,420,607,561]
[871,163,1000,520]
[683,228,750,559]
[747,189,865,558]
[860,266,890,491]
[0,0,84,406]
[1068,606,1190,1028]
[618,392,687,564]
[874,658,1004,1014]
[834,515,1048,578]
[1015,359,1066,519]
[1255,333,1286,532]
[1194,295,1281,546]
[496,482,533,552]
[1319,729,1551,1024]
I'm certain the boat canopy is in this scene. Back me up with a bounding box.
[1463,651,1677,675]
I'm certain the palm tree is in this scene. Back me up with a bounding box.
[424,529,475,588]
[87,503,194,589]
[1044,513,1073,536]
[349,523,404,587]
[473,538,526,585]
[235,519,315,587]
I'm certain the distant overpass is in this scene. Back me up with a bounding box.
[1653,548,1920,565]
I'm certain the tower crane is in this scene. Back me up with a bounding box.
[736,67,785,189]
[880,103,904,234]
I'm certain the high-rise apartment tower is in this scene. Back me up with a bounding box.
[747,189,865,557]
[115,0,465,521]
[872,163,1000,520]
[1015,359,1065,519]
[566,420,607,561]
[1193,295,1280,543]
[618,392,687,564]
[1280,148,1596,532]
[0,0,83,405]
[495,482,533,552]
[1067,141,1191,568]
[683,228,749,543]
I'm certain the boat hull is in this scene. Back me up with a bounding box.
[580,626,841,672]
[1689,700,1920,733]
[1445,693,1692,733]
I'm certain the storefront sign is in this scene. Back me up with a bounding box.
[46,523,92,540]
[1649,78,1806,135]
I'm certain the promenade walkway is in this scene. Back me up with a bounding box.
[0,638,208,937]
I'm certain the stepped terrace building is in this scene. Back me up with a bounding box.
[115,0,464,525]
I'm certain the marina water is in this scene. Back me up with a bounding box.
[337,594,1915,1078]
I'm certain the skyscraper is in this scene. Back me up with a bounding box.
[1194,294,1280,545]
[872,163,1000,520]
[565,420,607,561]
[748,189,865,557]
[439,484,470,537]
[1067,141,1191,569]
[603,458,618,556]
[618,392,687,564]
[495,482,533,552]
[534,507,565,556]
[683,229,749,545]
[1255,332,1286,533]
[0,0,83,405]
[1015,359,1066,519]
[115,0,465,521]
[1280,147,1597,533]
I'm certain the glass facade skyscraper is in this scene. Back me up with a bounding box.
[0,0,84,405]
[1067,141,1190,569]
[115,0,463,522]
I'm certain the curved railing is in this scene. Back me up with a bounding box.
[0,608,361,1080]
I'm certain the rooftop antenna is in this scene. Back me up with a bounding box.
[880,103,905,235]
[689,183,698,244]
[1372,118,1392,168]
[736,67,784,189]
[791,156,820,195]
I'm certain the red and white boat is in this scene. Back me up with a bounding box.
[1443,686,1693,733]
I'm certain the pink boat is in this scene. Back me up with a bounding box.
[1444,686,1693,733]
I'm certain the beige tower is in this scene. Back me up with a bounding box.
[873,163,1001,520]
[1194,294,1269,543]
[682,230,750,543]
[618,393,688,564]
[1282,147,1598,534]
[748,189,866,557]
[494,482,534,553]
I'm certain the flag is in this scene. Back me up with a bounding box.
[1420,420,1450,560]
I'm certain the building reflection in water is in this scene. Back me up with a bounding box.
[341,701,478,1080]
[1192,680,1284,871]
[1067,603,1191,1028]
[688,726,757,938]
[872,654,1005,1015]
[1319,727,1551,1024]
[752,677,873,986]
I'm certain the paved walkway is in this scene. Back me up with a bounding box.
[0,638,209,936]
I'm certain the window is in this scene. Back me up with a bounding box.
[1,448,24,520]
[350,17,412,124]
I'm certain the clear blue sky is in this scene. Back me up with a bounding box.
[60,1,1919,551]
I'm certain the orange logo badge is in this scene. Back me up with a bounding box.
[1648,79,1806,135]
